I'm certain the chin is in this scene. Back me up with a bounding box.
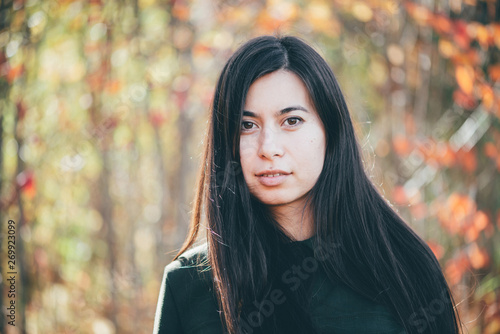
[252,192,306,207]
[259,198,289,206]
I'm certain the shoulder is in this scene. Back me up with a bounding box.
[158,242,211,299]
[163,243,211,285]
[154,243,221,333]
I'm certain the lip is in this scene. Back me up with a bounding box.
[255,169,291,187]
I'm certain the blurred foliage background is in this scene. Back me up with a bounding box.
[0,0,499,333]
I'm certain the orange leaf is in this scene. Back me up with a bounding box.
[493,24,500,49]
[484,142,498,158]
[445,261,461,285]
[458,148,477,172]
[445,255,468,285]
[405,2,431,25]
[105,80,122,94]
[468,243,489,269]
[465,225,479,242]
[392,134,412,156]
[455,65,474,95]
[473,211,489,231]
[392,186,407,205]
[172,3,190,21]
[437,143,456,167]
[193,43,211,55]
[488,64,500,82]
[427,241,444,260]
[480,84,495,109]
[431,14,453,34]
[476,24,490,48]
[7,64,23,83]
[438,193,476,234]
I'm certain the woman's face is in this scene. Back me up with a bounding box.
[239,70,326,208]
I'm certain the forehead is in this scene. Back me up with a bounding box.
[244,70,314,112]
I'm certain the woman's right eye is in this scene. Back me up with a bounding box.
[241,121,255,130]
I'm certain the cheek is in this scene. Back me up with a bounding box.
[295,134,326,170]
[239,140,255,177]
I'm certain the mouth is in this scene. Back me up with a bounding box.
[258,173,286,177]
[255,170,290,186]
[255,170,291,177]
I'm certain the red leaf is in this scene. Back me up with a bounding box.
[16,170,36,199]
[453,89,476,109]
[149,110,168,127]
[453,20,471,50]
[16,100,27,121]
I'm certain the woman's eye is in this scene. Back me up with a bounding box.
[284,117,301,126]
[241,121,255,130]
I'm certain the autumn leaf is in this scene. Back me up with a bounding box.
[453,89,477,109]
[410,202,427,220]
[438,39,457,58]
[431,14,453,34]
[392,134,412,156]
[488,64,500,82]
[405,2,431,25]
[457,148,477,173]
[479,84,495,109]
[445,254,469,286]
[436,143,456,167]
[7,64,24,83]
[455,65,474,95]
[427,240,444,260]
[453,20,471,50]
[468,243,489,269]
[473,211,489,231]
[475,24,490,49]
[438,193,476,234]
[105,80,122,94]
[16,170,36,199]
[392,185,407,205]
[172,2,190,21]
[149,110,168,127]
[484,142,497,158]
[493,23,500,49]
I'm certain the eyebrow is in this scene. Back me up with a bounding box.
[242,105,309,118]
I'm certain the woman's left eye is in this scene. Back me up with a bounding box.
[241,121,255,130]
[284,117,302,126]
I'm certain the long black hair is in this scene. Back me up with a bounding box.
[175,35,462,334]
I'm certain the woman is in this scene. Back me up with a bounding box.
[153,35,462,334]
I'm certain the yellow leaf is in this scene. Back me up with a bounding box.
[438,39,457,58]
[352,2,373,22]
[387,44,404,66]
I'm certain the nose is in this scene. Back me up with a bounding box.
[257,127,284,159]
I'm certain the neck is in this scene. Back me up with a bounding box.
[269,198,315,241]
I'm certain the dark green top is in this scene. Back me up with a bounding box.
[153,237,407,334]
